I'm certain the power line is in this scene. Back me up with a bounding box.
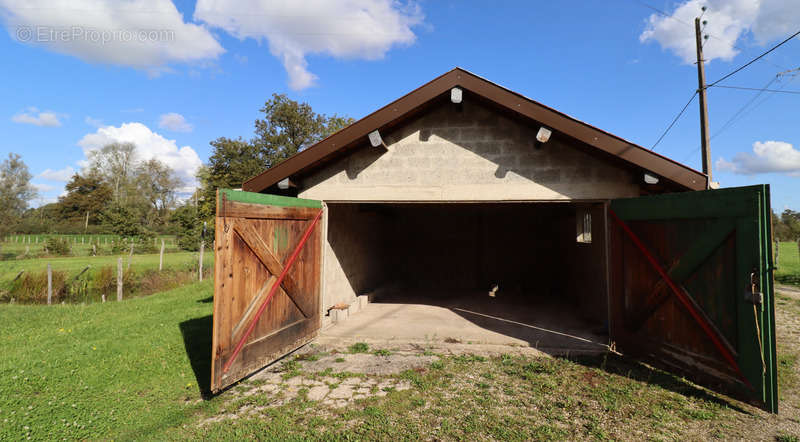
[710,85,800,95]
[707,28,800,87]
[710,77,778,140]
[710,71,799,140]
[650,91,698,151]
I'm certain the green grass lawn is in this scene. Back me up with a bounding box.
[777,241,800,286]
[0,252,213,285]
[2,278,797,440]
[0,281,218,440]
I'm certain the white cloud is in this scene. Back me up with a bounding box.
[158,112,193,132]
[85,116,103,127]
[78,122,202,188]
[194,0,423,90]
[639,0,800,63]
[11,107,63,127]
[716,140,800,176]
[0,0,225,74]
[31,182,57,192]
[38,166,76,182]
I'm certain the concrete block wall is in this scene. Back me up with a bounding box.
[299,99,641,202]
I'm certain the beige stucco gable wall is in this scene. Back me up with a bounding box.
[298,100,641,202]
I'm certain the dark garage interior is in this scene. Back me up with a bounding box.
[325,202,611,353]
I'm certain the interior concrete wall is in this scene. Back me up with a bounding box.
[298,99,642,202]
[324,204,389,310]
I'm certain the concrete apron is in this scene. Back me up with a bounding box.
[316,298,610,357]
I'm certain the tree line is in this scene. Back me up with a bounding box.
[1,94,353,251]
[774,210,800,242]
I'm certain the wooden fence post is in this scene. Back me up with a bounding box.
[117,257,123,301]
[198,241,205,282]
[47,263,53,305]
[128,243,134,270]
[159,239,165,271]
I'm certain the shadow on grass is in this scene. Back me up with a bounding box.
[179,315,213,399]
[198,296,213,304]
[565,353,752,415]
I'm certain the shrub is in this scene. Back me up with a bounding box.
[92,266,116,296]
[3,269,67,303]
[45,237,72,256]
[2,264,205,304]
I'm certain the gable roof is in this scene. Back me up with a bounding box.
[243,68,707,193]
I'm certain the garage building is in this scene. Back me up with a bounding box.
[210,68,778,413]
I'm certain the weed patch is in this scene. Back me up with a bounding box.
[348,342,369,354]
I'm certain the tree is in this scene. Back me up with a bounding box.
[99,202,149,238]
[58,171,113,225]
[197,137,265,210]
[254,93,353,167]
[87,142,137,204]
[0,153,37,232]
[170,204,204,251]
[198,94,353,215]
[781,210,800,240]
[135,158,182,226]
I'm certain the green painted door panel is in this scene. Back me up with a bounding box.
[609,185,777,413]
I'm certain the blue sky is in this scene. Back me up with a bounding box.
[1,0,798,211]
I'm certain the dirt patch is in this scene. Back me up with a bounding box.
[778,285,800,300]
[296,352,435,376]
[312,336,555,358]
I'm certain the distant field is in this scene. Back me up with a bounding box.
[776,241,800,286]
[1,234,181,258]
[0,252,213,284]
[0,251,214,304]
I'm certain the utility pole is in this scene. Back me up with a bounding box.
[695,16,712,189]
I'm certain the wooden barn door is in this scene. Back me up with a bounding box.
[211,189,323,392]
[609,185,777,412]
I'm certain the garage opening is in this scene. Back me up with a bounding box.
[324,202,610,354]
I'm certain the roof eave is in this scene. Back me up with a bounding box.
[243,68,706,193]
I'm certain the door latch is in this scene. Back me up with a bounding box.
[745,270,763,305]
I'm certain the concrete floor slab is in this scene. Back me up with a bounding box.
[319,292,609,355]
